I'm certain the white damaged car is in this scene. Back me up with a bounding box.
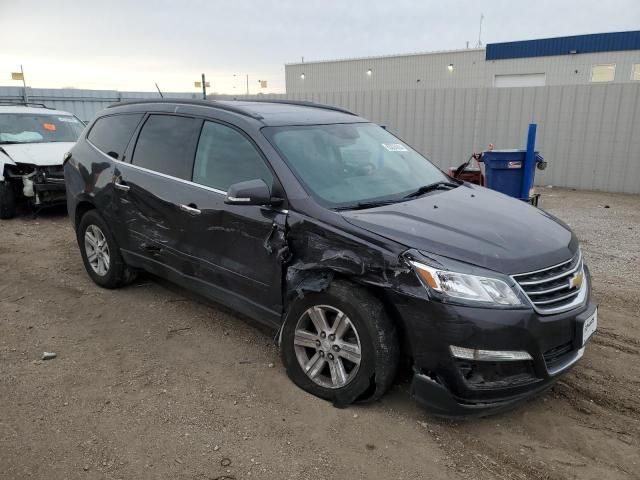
[0,104,84,219]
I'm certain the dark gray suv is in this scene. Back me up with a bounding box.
[64,100,597,415]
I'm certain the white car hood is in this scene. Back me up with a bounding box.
[0,142,75,166]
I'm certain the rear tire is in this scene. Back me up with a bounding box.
[77,209,136,288]
[0,181,17,219]
[281,280,399,406]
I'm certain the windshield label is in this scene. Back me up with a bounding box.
[58,117,79,123]
[382,143,408,152]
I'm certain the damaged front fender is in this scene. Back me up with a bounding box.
[0,149,17,182]
[282,211,428,305]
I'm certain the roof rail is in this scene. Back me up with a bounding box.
[106,99,264,120]
[245,99,356,116]
[0,101,55,110]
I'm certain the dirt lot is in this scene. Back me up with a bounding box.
[1,187,639,480]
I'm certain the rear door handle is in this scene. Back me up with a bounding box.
[179,204,201,215]
[114,179,130,192]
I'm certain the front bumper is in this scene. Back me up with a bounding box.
[33,179,66,193]
[411,369,559,417]
[392,272,596,416]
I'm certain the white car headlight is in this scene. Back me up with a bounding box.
[410,261,523,306]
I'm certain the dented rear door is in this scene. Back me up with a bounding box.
[115,114,202,271]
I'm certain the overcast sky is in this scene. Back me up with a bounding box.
[1,0,638,93]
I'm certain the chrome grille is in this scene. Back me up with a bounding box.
[512,250,586,315]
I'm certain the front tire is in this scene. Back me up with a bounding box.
[281,280,399,406]
[0,181,17,219]
[77,210,135,288]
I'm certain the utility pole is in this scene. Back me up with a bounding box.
[246,74,249,96]
[201,73,207,100]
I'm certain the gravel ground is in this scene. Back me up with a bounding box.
[1,187,639,480]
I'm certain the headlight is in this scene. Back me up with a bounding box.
[410,261,523,306]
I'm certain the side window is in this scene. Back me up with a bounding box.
[87,114,142,160]
[132,115,201,180]
[193,121,273,192]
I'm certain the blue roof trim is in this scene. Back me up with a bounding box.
[486,31,640,60]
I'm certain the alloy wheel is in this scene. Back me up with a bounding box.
[293,305,362,389]
[84,224,110,276]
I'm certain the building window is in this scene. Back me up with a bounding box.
[632,64,640,81]
[590,64,615,82]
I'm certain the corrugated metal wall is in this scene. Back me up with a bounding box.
[0,86,285,122]
[1,85,638,193]
[287,84,640,194]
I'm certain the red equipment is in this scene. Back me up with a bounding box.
[448,153,485,186]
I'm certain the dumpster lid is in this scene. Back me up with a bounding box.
[484,149,527,153]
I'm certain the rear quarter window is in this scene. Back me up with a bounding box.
[87,114,143,160]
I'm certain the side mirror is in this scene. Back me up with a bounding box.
[224,179,282,206]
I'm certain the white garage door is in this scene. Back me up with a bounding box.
[494,73,547,88]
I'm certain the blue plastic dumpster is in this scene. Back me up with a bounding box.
[481,149,544,202]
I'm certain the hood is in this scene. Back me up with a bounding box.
[0,142,75,167]
[340,184,577,274]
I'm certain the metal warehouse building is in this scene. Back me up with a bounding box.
[283,32,640,194]
[286,31,640,91]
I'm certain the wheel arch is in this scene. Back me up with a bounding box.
[74,200,96,230]
[279,272,401,405]
[281,270,408,353]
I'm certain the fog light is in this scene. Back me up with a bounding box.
[450,345,532,361]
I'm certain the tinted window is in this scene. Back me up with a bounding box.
[87,114,142,160]
[193,121,272,191]
[132,115,201,180]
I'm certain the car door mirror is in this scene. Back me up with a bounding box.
[225,179,282,206]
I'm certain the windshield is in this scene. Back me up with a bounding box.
[263,123,450,209]
[0,113,84,144]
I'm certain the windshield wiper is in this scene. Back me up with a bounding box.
[334,199,400,211]
[403,181,459,199]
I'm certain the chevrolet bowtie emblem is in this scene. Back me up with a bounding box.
[569,271,584,289]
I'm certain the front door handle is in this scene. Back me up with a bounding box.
[179,203,201,215]
[114,179,130,192]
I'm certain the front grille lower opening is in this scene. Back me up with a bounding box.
[455,359,537,389]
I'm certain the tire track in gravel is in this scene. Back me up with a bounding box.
[420,421,571,480]
[592,328,640,355]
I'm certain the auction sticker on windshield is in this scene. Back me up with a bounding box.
[382,143,408,152]
[583,309,597,345]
